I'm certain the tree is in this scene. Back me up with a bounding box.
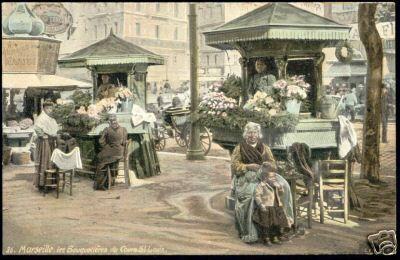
[358,3,383,183]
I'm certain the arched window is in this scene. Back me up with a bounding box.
[155,25,160,39]
[174,3,179,17]
[114,22,118,34]
[136,23,141,36]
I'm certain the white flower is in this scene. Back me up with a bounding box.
[221,112,227,117]
[76,106,87,114]
[269,109,277,116]
[265,96,274,104]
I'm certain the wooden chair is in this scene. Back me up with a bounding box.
[284,144,314,229]
[42,168,73,198]
[316,159,349,224]
[276,160,313,229]
[295,178,314,229]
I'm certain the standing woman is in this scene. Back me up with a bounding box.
[231,122,293,243]
[33,100,59,188]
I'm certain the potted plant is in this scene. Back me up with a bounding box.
[273,75,310,114]
[115,87,135,113]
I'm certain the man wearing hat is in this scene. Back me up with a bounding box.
[94,114,128,190]
[248,58,276,98]
[96,74,117,101]
[33,100,59,188]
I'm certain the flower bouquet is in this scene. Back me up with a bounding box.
[197,86,297,132]
[115,87,136,112]
[243,91,281,116]
[273,75,310,114]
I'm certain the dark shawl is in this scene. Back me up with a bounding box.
[240,141,268,165]
[289,142,314,179]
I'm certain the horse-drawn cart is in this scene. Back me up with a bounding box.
[154,107,212,156]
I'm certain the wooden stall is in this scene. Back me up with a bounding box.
[58,30,165,181]
[203,3,352,161]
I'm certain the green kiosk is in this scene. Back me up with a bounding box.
[58,29,164,183]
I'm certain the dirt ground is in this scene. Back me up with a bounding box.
[2,123,396,255]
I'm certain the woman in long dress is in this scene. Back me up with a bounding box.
[231,122,293,243]
[33,101,59,188]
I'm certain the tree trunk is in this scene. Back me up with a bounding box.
[358,3,383,183]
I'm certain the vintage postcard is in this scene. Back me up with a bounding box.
[2,2,396,255]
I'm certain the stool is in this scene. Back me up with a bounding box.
[43,168,73,198]
[97,160,121,190]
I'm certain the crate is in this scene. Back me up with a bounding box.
[11,152,31,165]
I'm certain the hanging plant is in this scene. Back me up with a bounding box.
[335,41,353,63]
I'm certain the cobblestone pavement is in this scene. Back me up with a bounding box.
[2,123,396,255]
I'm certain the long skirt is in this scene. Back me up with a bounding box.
[232,171,294,243]
[34,137,56,187]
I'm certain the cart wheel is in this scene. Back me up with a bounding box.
[184,125,212,156]
[155,129,166,151]
[174,129,187,147]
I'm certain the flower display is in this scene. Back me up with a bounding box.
[243,91,282,116]
[115,87,134,100]
[199,91,238,114]
[96,97,117,112]
[273,75,310,101]
[197,80,298,131]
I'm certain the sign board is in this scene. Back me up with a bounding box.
[291,2,324,16]
[2,38,60,74]
[32,3,73,36]
[349,22,395,41]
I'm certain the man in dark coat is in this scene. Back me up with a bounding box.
[94,115,127,190]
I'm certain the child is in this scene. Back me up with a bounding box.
[253,162,291,246]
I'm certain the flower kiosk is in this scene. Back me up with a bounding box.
[202,3,352,161]
[58,30,164,183]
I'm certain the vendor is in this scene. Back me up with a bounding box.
[33,100,59,189]
[94,114,128,190]
[96,74,118,101]
[248,58,276,98]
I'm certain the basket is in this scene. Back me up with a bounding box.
[11,152,31,165]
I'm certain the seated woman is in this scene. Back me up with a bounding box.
[94,115,127,190]
[231,122,293,243]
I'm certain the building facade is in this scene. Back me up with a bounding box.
[197,3,271,89]
[2,2,190,90]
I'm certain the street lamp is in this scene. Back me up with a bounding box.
[186,3,205,160]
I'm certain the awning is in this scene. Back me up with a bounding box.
[58,29,164,68]
[325,63,367,77]
[2,74,92,90]
[204,3,351,50]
